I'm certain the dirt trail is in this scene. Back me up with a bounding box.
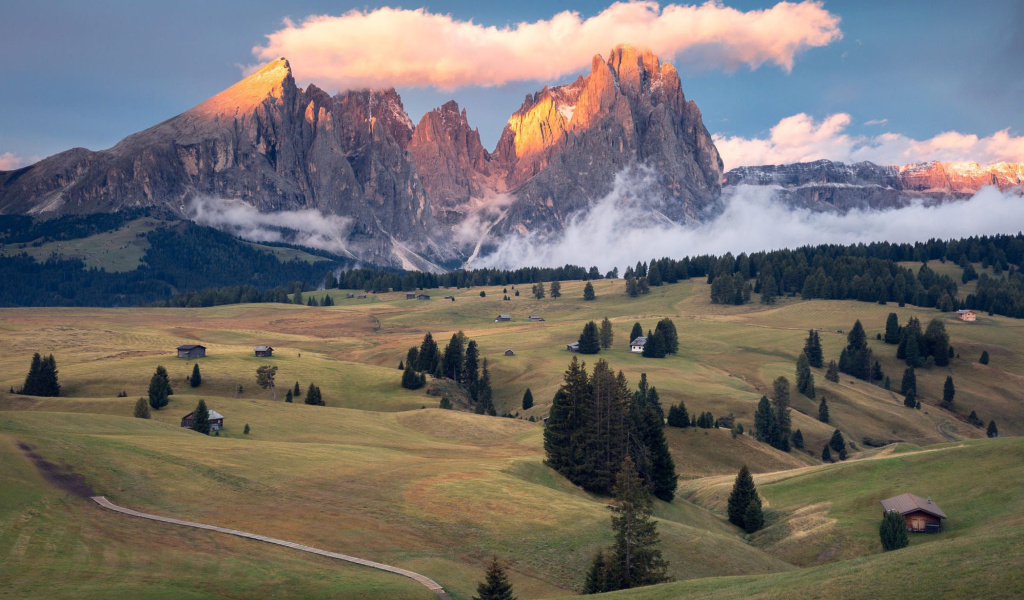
[91,496,450,600]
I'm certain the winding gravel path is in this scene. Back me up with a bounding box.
[91,496,450,600]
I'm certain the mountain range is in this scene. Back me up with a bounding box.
[1,46,1020,268]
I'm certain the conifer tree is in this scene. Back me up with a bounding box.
[439,397,453,409]
[284,389,293,403]
[641,329,665,358]
[829,429,847,460]
[753,396,779,448]
[20,352,42,395]
[654,318,679,354]
[902,318,924,368]
[825,360,839,382]
[884,312,901,344]
[243,423,250,434]
[900,368,917,396]
[607,456,670,589]
[727,465,759,528]
[442,333,464,381]
[522,388,534,410]
[871,360,884,381]
[464,340,480,391]
[578,321,601,354]
[190,363,202,388]
[532,282,546,299]
[924,319,950,366]
[472,556,517,600]
[630,322,644,344]
[667,400,690,428]
[792,429,804,449]
[903,387,917,408]
[478,359,494,415]
[796,353,815,398]
[133,397,151,419]
[942,376,955,409]
[550,280,562,299]
[255,365,278,401]
[294,381,301,397]
[543,359,587,477]
[640,387,677,502]
[980,350,990,365]
[771,377,792,451]
[647,261,662,286]
[987,420,998,437]
[148,365,172,410]
[583,550,611,594]
[818,396,830,423]
[599,317,614,349]
[191,399,211,435]
[583,281,596,301]
[880,510,909,551]
[822,444,832,462]
[304,383,324,406]
[398,360,404,370]
[803,330,824,367]
[401,363,424,390]
[416,332,440,373]
[743,495,764,533]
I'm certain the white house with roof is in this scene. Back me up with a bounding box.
[630,336,647,353]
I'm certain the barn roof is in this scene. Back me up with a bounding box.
[880,493,947,519]
[956,309,975,314]
[177,344,206,350]
[182,409,224,420]
[631,337,648,346]
[254,346,273,352]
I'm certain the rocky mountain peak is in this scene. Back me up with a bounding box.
[190,58,295,119]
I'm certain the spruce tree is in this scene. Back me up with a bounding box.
[900,367,917,396]
[133,397,151,419]
[285,389,293,403]
[642,388,677,502]
[803,330,824,367]
[904,388,917,408]
[942,376,955,409]
[522,388,534,410]
[148,365,172,410]
[884,312,901,344]
[743,495,765,533]
[244,423,250,434]
[796,353,815,398]
[654,318,679,354]
[442,333,464,381]
[472,556,517,600]
[667,400,689,428]
[532,282,545,299]
[294,381,301,397]
[818,396,830,423]
[641,329,665,358]
[630,322,644,344]
[464,340,480,394]
[880,510,909,551]
[771,377,792,451]
[439,397,453,409]
[792,429,804,449]
[925,319,950,367]
[903,318,924,368]
[980,350,990,365]
[304,383,324,406]
[727,465,758,528]
[39,355,60,396]
[825,360,839,382]
[402,363,424,390]
[550,280,562,299]
[871,360,884,381]
[753,396,779,448]
[583,550,611,594]
[987,420,998,438]
[191,399,211,435]
[478,359,494,415]
[20,352,42,395]
[190,363,202,388]
[599,317,614,349]
[578,321,601,354]
[417,332,440,373]
[607,456,670,589]
[255,365,278,401]
[829,430,847,460]
[583,281,596,301]
[822,444,832,462]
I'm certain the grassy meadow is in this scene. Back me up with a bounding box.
[2,268,1022,598]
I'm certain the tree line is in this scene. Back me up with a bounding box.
[401,332,495,415]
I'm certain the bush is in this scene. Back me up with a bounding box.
[880,510,909,551]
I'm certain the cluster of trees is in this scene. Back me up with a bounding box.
[19,353,61,396]
[752,377,793,452]
[583,456,670,594]
[838,320,877,381]
[727,466,764,533]
[666,400,689,427]
[545,360,677,501]
[642,319,679,358]
[402,332,494,414]
[890,315,950,369]
[822,430,847,462]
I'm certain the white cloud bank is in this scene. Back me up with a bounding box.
[252,1,842,90]
[187,196,355,257]
[0,152,30,170]
[715,113,1024,169]
[473,170,1024,272]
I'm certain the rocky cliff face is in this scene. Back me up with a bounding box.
[724,159,1024,211]
[0,59,447,269]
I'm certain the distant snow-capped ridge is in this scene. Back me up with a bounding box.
[723,159,1023,212]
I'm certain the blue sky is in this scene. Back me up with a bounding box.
[1,1,1021,168]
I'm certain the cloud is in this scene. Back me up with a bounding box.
[0,152,31,170]
[252,1,842,91]
[187,196,355,257]
[473,170,1024,272]
[714,113,1024,169]
[864,118,887,126]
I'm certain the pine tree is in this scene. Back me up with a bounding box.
[818,396,830,423]
[243,423,251,434]
[133,397,151,419]
[578,321,601,354]
[980,350,990,365]
[439,397,453,409]
[442,333,464,381]
[599,317,614,349]
[803,330,824,368]
[285,389,293,403]
[464,340,480,391]
[641,329,665,358]
[522,388,534,410]
[727,465,759,528]
[654,318,679,354]
[900,367,917,396]
[550,280,562,298]
[792,429,804,449]
[771,377,792,451]
[583,549,611,594]
[607,456,670,589]
[304,383,324,406]
[630,322,644,344]
[796,353,815,398]
[190,363,202,388]
[255,365,278,401]
[884,313,901,344]
[942,376,955,409]
[532,282,546,299]
[743,495,764,533]
[148,365,172,410]
[478,358,494,415]
[191,399,211,435]
[20,352,42,395]
[822,444,832,462]
[987,420,998,438]
[903,318,924,368]
[401,363,424,390]
[667,400,689,428]
[40,355,60,396]
[647,261,662,286]
[829,430,847,460]
[825,360,839,382]
[416,332,440,373]
[544,358,588,476]
[753,396,779,448]
[871,360,884,381]
[472,556,517,600]
[880,510,909,551]
[904,387,917,408]
[583,281,596,301]
[294,381,301,397]
[642,388,677,502]
[925,318,950,367]
[398,360,404,370]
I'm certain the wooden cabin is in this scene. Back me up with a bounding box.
[177,344,206,359]
[254,346,273,357]
[529,315,545,321]
[416,294,430,300]
[504,349,515,356]
[406,293,417,299]
[956,309,976,322]
[345,293,355,298]
[880,493,947,533]
[181,409,224,431]
[630,337,647,353]
[495,315,512,322]
[566,342,579,352]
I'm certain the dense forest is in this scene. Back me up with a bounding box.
[2,211,1023,317]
